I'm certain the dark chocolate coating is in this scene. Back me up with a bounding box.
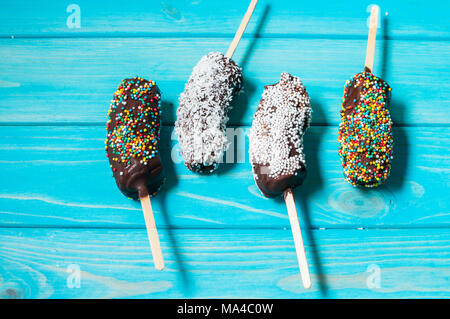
[110,156,164,200]
[186,162,217,174]
[253,163,307,198]
[106,77,164,200]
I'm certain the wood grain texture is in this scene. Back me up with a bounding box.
[0,38,448,125]
[0,126,448,229]
[0,0,448,38]
[1,0,449,300]
[0,228,449,298]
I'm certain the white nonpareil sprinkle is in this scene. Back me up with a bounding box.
[249,73,312,178]
[174,52,242,170]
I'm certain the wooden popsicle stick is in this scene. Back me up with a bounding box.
[365,5,379,72]
[284,188,311,289]
[140,194,164,270]
[225,0,259,58]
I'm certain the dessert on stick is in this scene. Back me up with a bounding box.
[105,77,165,270]
[338,5,393,187]
[175,0,258,173]
[249,73,312,289]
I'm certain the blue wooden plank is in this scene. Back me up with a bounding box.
[0,38,448,125]
[0,126,448,228]
[0,0,448,39]
[0,0,447,301]
[0,227,449,298]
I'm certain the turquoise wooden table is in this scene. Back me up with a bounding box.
[0,0,449,299]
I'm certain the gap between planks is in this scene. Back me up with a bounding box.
[1,33,450,42]
[2,225,450,231]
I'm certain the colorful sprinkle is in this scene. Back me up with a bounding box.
[105,77,162,168]
[338,69,393,187]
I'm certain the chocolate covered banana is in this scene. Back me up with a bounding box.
[175,52,242,173]
[338,67,393,187]
[249,72,312,197]
[105,77,164,199]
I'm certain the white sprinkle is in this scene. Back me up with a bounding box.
[249,73,312,179]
